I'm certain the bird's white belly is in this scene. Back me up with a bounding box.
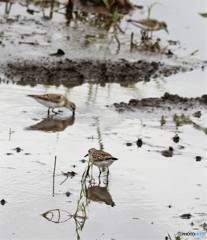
[93,159,114,168]
[35,98,64,108]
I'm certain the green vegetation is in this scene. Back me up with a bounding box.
[147,2,159,19]
[167,233,182,240]
[160,115,166,126]
[173,113,191,127]
[199,13,207,17]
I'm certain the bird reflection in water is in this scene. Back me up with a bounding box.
[86,184,115,207]
[83,164,115,207]
[25,115,75,132]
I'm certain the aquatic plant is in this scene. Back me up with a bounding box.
[173,113,191,127]
[166,233,182,240]
[160,115,166,126]
[42,158,89,239]
[147,2,159,19]
[199,13,207,18]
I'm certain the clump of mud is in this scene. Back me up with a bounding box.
[113,92,207,111]
[4,58,187,87]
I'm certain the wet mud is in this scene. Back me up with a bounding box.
[113,92,207,111]
[4,58,187,87]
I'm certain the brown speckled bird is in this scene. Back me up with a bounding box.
[127,18,168,33]
[84,148,118,175]
[28,93,76,115]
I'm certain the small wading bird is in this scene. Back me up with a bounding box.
[84,148,118,177]
[127,18,168,37]
[28,93,76,116]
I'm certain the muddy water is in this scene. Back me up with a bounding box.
[0,69,206,240]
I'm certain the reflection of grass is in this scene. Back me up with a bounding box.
[42,164,90,240]
[95,117,104,151]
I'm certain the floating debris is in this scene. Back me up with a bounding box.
[50,49,65,57]
[65,191,71,197]
[173,134,180,143]
[126,142,132,146]
[80,159,87,163]
[61,171,77,178]
[14,147,23,153]
[161,147,174,157]
[180,213,192,219]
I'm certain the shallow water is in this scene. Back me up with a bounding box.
[0,0,207,239]
[0,0,206,62]
[0,68,206,239]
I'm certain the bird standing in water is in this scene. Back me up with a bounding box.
[127,18,168,38]
[84,148,118,177]
[127,18,168,33]
[28,93,76,116]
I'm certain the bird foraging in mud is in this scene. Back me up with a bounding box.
[127,18,168,35]
[28,93,76,116]
[84,148,118,176]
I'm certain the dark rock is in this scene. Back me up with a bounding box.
[0,199,6,205]
[136,138,143,148]
[196,156,202,161]
[193,111,201,118]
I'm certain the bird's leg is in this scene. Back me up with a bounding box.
[98,171,101,186]
[48,108,50,116]
[107,168,110,178]
[52,108,60,115]
[106,172,109,187]
[89,164,95,185]
[98,168,102,178]
[150,30,153,39]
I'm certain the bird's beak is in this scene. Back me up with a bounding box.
[84,154,88,157]
[165,28,169,34]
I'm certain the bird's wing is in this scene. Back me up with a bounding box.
[136,19,158,27]
[29,94,63,103]
[93,150,117,161]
